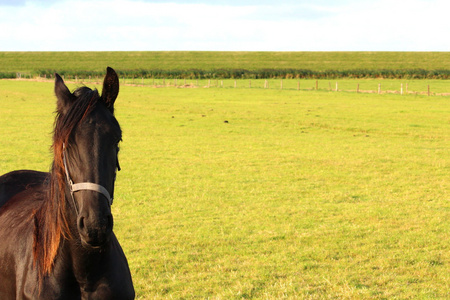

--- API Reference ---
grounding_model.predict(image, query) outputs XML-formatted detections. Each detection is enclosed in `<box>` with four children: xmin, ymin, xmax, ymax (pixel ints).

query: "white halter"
<box><xmin>62</xmin><ymin>144</ymin><xmax>114</xmax><ymax>214</ymax></box>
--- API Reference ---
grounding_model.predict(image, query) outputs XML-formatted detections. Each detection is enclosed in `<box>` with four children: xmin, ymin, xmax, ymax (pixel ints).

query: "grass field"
<box><xmin>1</xmin><ymin>51</ymin><xmax>450</xmax><ymax>73</ymax></box>
<box><xmin>0</xmin><ymin>80</ymin><xmax>449</xmax><ymax>299</ymax></box>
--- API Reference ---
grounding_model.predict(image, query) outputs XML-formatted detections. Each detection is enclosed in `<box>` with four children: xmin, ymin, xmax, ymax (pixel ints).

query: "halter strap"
<box><xmin>63</xmin><ymin>144</ymin><xmax>114</xmax><ymax>212</ymax></box>
<box><xmin>71</xmin><ymin>182</ymin><xmax>112</xmax><ymax>205</ymax></box>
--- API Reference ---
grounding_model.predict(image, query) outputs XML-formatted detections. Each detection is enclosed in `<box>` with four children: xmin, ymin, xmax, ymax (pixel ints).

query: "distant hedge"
<box><xmin>4</xmin><ymin>68</ymin><xmax>450</xmax><ymax>80</ymax></box>
<box><xmin>0</xmin><ymin>72</ymin><xmax>17</xmax><ymax>79</ymax></box>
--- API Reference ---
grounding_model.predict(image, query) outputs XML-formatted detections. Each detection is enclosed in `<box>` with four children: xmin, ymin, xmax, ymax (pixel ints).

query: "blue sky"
<box><xmin>0</xmin><ymin>0</ymin><xmax>449</xmax><ymax>51</ymax></box>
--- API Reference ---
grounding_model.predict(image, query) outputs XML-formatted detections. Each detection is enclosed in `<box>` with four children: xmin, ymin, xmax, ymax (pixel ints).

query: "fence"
<box><xmin>114</xmin><ymin>78</ymin><xmax>448</xmax><ymax>96</ymax></box>
<box><xmin>9</xmin><ymin>75</ymin><xmax>450</xmax><ymax>96</ymax></box>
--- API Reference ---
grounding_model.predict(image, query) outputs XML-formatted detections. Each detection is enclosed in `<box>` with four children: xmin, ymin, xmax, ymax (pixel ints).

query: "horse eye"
<box><xmin>114</xmin><ymin>145</ymin><xmax>121</xmax><ymax>171</ymax></box>
<box><xmin>116</xmin><ymin>157</ymin><xmax>121</xmax><ymax>172</ymax></box>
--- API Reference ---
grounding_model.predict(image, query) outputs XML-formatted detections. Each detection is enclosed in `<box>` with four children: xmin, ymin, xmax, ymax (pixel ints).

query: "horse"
<box><xmin>0</xmin><ymin>67</ymin><xmax>135</xmax><ymax>299</ymax></box>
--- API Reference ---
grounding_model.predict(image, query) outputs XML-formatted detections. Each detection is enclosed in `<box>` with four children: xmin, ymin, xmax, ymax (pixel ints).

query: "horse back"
<box><xmin>0</xmin><ymin>170</ymin><xmax>49</xmax><ymax>208</ymax></box>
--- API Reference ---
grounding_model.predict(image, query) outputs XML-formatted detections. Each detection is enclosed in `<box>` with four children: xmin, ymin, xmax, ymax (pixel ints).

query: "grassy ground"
<box><xmin>1</xmin><ymin>51</ymin><xmax>450</xmax><ymax>73</ymax></box>
<box><xmin>0</xmin><ymin>80</ymin><xmax>449</xmax><ymax>299</ymax></box>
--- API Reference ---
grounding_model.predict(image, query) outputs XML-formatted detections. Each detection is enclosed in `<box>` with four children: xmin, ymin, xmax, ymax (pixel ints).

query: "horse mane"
<box><xmin>33</xmin><ymin>86</ymin><xmax>100</xmax><ymax>278</ymax></box>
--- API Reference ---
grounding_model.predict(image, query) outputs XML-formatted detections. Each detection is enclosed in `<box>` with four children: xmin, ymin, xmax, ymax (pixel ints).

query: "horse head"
<box><xmin>54</xmin><ymin>67</ymin><xmax>121</xmax><ymax>249</ymax></box>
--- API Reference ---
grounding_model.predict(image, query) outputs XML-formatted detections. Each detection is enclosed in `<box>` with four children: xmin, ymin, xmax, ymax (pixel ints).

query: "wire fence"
<box><xmin>10</xmin><ymin>74</ymin><xmax>450</xmax><ymax>96</ymax></box>
<box><xmin>119</xmin><ymin>78</ymin><xmax>450</xmax><ymax>96</ymax></box>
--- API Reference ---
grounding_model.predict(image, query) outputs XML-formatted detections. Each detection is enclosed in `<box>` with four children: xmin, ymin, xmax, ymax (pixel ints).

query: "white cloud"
<box><xmin>0</xmin><ymin>0</ymin><xmax>448</xmax><ymax>51</ymax></box>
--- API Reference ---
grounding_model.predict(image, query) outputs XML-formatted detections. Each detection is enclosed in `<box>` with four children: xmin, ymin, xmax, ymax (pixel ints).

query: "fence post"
<box><xmin>234</xmin><ymin>80</ymin><xmax>237</xmax><ymax>88</ymax></box>
<box><xmin>281</xmin><ymin>79</ymin><xmax>283</xmax><ymax>90</ymax></box>
<box><xmin>401</xmin><ymin>83</ymin><xmax>403</xmax><ymax>95</ymax></box>
<box><xmin>428</xmin><ymin>85</ymin><xmax>430</xmax><ymax>96</ymax></box>
<box><xmin>357</xmin><ymin>83</ymin><xmax>359</xmax><ymax>93</ymax></box>
<box><xmin>315</xmin><ymin>80</ymin><xmax>318</xmax><ymax>90</ymax></box>
<box><xmin>378</xmin><ymin>83</ymin><xmax>381</xmax><ymax>94</ymax></box>
<box><xmin>297</xmin><ymin>81</ymin><xmax>300</xmax><ymax>91</ymax></box>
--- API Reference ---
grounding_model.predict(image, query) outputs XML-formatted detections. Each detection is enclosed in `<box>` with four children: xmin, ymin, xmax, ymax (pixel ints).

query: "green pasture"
<box><xmin>1</xmin><ymin>51</ymin><xmax>450</xmax><ymax>73</ymax></box>
<box><xmin>0</xmin><ymin>80</ymin><xmax>449</xmax><ymax>299</ymax></box>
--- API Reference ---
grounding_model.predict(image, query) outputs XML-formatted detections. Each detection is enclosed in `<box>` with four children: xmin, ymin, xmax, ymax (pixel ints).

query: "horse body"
<box><xmin>0</xmin><ymin>170</ymin><xmax>48</xmax><ymax>208</ymax></box>
<box><xmin>0</xmin><ymin>68</ymin><xmax>134</xmax><ymax>299</ymax></box>
<box><xmin>0</xmin><ymin>174</ymin><xmax>54</xmax><ymax>298</ymax></box>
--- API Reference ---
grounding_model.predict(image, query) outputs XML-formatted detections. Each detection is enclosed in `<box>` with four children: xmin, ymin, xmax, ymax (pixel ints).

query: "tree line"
<box><xmin>3</xmin><ymin>68</ymin><xmax>450</xmax><ymax>80</ymax></box>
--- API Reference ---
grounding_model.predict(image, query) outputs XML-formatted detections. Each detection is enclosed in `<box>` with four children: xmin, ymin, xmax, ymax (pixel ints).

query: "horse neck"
<box><xmin>49</xmin><ymin>164</ymin><xmax>111</xmax><ymax>285</ymax></box>
<box><xmin>65</xmin><ymin>231</ymin><xmax>114</xmax><ymax>292</ymax></box>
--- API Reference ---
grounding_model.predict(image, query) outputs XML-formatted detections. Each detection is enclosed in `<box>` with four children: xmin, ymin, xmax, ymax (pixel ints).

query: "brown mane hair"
<box><xmin>33</xmin><ymin>87</ymin><xmax>99</xmax><ymax>278</ymax></box>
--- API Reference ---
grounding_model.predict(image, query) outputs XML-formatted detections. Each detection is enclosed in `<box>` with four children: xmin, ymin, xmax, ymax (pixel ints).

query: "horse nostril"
<box><xmin>78</xmin><ymin>216</ymin><xmax>85</xmax><ymax>232</ymax></box>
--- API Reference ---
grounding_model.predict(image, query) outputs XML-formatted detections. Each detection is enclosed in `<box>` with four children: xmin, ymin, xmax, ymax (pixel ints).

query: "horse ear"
<box><xmin>54</xmin><ymin>73</ymin><xmax>73</xmax><ymax>115</ymax></box>
<box><xmin>101</xmin><ymin>67</ymin><xmax>119</xmax><ymax>113</ymax></box>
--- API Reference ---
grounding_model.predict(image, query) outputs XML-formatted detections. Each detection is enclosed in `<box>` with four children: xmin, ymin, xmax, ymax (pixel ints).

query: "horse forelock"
<box><xmin>33</xmin><ymin>87</ymin><xmax>100</xmax><ymax>280</ymax></box>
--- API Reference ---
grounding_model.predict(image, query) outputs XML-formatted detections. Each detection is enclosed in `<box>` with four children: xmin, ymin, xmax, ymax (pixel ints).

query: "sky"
<box><xmin>0</xmin><ymin>0</ymin><xmax>449</xmax><ymax>51</ymax></box>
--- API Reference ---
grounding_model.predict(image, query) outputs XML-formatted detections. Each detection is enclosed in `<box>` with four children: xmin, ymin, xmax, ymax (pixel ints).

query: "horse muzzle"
<box><xmin>77</xmin><ymin>210</ymin><xmax>113</xmax><ymax>249</ymax></box>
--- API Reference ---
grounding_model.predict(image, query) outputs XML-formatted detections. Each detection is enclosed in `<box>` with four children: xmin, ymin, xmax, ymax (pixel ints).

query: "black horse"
<box><xmin>0</xmin><ymin>68</ymin><xmax>135</xmax><ymax>299</ymax></box>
